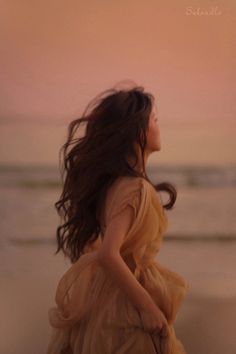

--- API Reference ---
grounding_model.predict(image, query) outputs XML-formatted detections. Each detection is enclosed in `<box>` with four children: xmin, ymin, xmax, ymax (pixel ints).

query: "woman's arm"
<box><xmin>97</xmin><ymin>205</ymin><xmax>158</xmax><ymax>313</ymax></box>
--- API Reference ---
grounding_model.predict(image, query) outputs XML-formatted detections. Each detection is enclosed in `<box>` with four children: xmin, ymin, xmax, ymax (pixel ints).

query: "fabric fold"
<box><xmin>47</xmin><ymin>176</ymin><xmax>190</xmax><ymax>354</ymax></box>
<box><xmin>49</xmin><ymin>251</ymin><xmax>101</xmax><ymax>329</ymax></box>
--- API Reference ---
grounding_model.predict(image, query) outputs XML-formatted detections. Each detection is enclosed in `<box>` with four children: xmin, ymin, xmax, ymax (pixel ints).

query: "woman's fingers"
<box><xmin>150</xmin><ymin>323</ymin><xmax>169</xmax><ymax>337</ymax></box>
<box><xmin>159</xmin><ymin>324</ymin><xmax>169</xmax><ymax>337</ymax></box>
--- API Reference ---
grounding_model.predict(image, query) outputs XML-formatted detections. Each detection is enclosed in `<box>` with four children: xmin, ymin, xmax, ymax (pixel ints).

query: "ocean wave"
<box><xmin>0</xmin><ymin>164</ymin><xmax>236</xmax><ymax>188</ymax></box>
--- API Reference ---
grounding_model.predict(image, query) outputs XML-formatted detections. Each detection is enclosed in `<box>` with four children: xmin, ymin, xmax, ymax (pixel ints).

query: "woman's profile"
<box><xmin>47</xmin><ymin>81</ymin><xmax>190</xmax><ymax>354</ymax></box>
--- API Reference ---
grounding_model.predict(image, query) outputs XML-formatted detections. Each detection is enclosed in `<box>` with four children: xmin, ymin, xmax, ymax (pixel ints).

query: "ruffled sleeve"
<box><xmin>104</xmin><ymin>177</ymin><xmax>144</xmax><ymax>230</ymax></box>
<box><xmin>102</xmin><ymin>177</ymin><xmax>152</xmax><ymax>258</ymax></box>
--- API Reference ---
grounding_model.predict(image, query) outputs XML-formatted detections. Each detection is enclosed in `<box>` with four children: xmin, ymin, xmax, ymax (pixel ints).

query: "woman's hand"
<box><xmin>137</xmin><ymin>304</ymin><xmax>169</xmax><ymax>337</ymax></box>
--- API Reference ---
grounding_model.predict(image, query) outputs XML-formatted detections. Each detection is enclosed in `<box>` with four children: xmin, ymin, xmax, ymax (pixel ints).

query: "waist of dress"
<box><xmin>123</xmin><ymin>254</ymin><xmax>159</xmax><ymax>280</ymax></box>
<box><xmin>123</xmin><ymin>254</ymin><xmax>190</xmax><ymax>292</ymax></box>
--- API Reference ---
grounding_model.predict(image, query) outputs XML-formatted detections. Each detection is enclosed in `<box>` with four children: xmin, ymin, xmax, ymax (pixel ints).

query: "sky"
<box><xmin>0</xmin><ymin>0</ymin><xmax>235</xmax><ymax>166</ymax></box>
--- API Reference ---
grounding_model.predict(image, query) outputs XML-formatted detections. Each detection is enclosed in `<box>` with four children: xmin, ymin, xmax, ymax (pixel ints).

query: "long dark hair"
<box><xmin>54</xmin><ymin>81</ymin><xmax>177</xmax><ymax>263</ymax></box>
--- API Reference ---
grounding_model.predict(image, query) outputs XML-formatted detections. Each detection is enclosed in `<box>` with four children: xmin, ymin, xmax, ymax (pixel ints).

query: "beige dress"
<box><xmin>47</xmin><ymin>176</ymin><xmax>190</xmax><ymax>354</ymax></box>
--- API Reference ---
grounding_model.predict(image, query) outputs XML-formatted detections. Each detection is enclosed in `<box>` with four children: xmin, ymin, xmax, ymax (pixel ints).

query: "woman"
<box><xmin>47</xmin><ymin>82</ymin><xmax>190</xmax><ymax>354</ymax></box>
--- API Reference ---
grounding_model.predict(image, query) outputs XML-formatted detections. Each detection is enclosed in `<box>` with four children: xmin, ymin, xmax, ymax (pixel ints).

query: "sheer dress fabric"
<box><xmin>47</xmin><ymin>176</ymin><xmax>190</xmax><ymax>354</ymax></box>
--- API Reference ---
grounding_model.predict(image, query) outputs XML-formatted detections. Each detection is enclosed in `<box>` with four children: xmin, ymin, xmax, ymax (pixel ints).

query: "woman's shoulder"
<box><xmin>112</xmin><ymin>175</ymin><xmax>150</xmax><ymax>190</ymax></box>
<box><xmin>103</xmin><ymin>176</ymin><xmax>151</xmax><ymax>227</ymax></box>
<box><xmin>107</xmin><ymin>176</ymin><xmax>151</xmax><ymax>200</ymax></box>
<box><xmin>105</xmin><ymin>176</ymin><xmax>149</xmax><ymax>207</ymax></box>
<box><xmin>115</xmin><ymin>176</ymin><xmax>164</xmax><ymax>212</ymax></box>
<box><xmin>109</xmin><ymin>176</ymin><xmax>155</xmax><ymax>211</ymax></box>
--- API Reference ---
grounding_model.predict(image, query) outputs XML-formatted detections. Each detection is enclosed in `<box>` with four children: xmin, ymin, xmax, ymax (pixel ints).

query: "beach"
<box><xmin>0</xmin><ymin>162</ymin><xmax>236</xmax><ymax>354</ymax></box>
<box><xmin>1</xmin><ymin>165</ymin><xmax>236</xmax><ymax>353</ymax></box>
<box><xmin>1</xmin><ymin>238</ymin><xmax>236</xmax><ymax>354</ymax></box>
<box><xmin>1</xmin><ymin>0</ymin><xmax>235</xmax><ymax>351</ymax></box>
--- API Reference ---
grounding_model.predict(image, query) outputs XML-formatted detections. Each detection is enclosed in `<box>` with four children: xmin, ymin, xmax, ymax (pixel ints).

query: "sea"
<box><xmin>1</xmin><ymin>162</ymin><xmax>236</xmax><ymax>245</ymax></box>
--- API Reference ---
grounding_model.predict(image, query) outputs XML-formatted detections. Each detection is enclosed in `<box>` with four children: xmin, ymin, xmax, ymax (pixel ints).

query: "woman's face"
<box><xmin>146</xmin><ymin>104</ymin><xmax>161</xmax><ymax>153</ymax></box>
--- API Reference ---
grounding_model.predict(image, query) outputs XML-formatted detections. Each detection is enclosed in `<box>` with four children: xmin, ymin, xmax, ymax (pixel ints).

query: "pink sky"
<box><xmin>0</xmin><ymin>1</ymin><xmax>235</xmax><ymax>166</ymax></box>
<box><xmin>0</xmin><ymin>0</ymin><xmax>235</xmax><ymax>123</ymax></box>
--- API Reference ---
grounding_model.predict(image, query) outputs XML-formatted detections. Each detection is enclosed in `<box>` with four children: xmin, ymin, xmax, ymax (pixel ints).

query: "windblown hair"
<box><xmin>54</xmin><ymin>81</ymin><xmax>177</xmax><ymax>263</ymax></box>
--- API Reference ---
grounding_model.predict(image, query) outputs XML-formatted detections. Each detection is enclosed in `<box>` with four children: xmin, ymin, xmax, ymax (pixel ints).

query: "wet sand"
<box><xmin>1</xmin><ymin>241</ymin><xmax>236</xmax><ymax>354</ymax></box>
